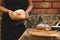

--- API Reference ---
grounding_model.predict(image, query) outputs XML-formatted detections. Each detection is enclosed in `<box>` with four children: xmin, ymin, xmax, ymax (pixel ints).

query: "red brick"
<box><xmin>45</xmin><ymin>0</ymin><xmax>60</xmax><ymax>1</ymax></box>
<box><xmin>31</xmin><ymin>9</ymin><xmax>48</xmax><ymax>14</ymax></box>
<box><xmin>0</xmin><ymin>0</ymin><xmax>2</xmax><ymax>3</ymax></box>
<box><xmin>47</xmin><ymin>9</ymin><xmax>60</xmax><ymax>14</ymax></box>
<box><xmin>0</xmin><ymin>0</ymin><xmax>3</xmax><ymax>5</ymax></box>
<box><xmin>53</xmin><ymin>2</ymin><xmax>60</xmax><ymax>8</ymax></box>
<box><xmin>31</xmin><ymin>9</ymin><xmax>60</xmax><ymax>14</ymax></box>
<box><xmin>0</xmin><ymin>12</ymin><xmax>3</xmax><ymax>17</ymax></box>
<box><xmin>33</xmin><ymin>0</ymin><xmax>43</xmax><ymax>1</ymax></box>
<box><xmin>33</xmin><ymin>2</ymin><xmax>52</xmax><ymax>8</ymax></box>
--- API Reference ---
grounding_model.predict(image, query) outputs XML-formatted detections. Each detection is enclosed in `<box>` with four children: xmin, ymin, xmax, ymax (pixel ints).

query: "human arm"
<box><xmin>25</xmin><ymin>0</ymin><xmax>33</xmax><ymax>15</ymax></box>
<box><xmin>0</xmin><ymin>6</ymin><xmax>13</xmax><ymax>13</ymax></box>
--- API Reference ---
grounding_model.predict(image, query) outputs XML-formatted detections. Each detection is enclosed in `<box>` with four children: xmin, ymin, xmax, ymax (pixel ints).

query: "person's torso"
<box><xmin>4</xmin><ymin>0</ymin><xmax>29</xmax><ymax>10</ymax></box>
<box><xmin>2</xmin><ymin>0</ymin><xmax>29</xmax><ymax>25</ymax></box>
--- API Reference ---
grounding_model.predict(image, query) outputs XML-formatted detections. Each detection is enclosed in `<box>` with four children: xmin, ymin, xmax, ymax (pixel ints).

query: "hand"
<box><xmin>9</xmin><ymin>11</ymin><xmax>16</xmax><ymax>18</ymax></box>
<box><xmin>25</xmin><ymin>11</ymin><xmax>29</xmax><ymax>18</ymax></box>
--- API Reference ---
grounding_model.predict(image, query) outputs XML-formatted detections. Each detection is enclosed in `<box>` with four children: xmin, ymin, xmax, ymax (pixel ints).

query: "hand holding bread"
<box><xmin>9</xmin><ymin>9</ymin><xmax>29</xmax><ymax>20</ymax></box>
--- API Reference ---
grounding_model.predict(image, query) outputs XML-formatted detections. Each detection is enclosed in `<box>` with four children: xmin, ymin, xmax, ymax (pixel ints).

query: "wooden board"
<box><xmin>28</xmin><ymin>29</ymin><xmax>59</xmax><ymax>37</ymax></box>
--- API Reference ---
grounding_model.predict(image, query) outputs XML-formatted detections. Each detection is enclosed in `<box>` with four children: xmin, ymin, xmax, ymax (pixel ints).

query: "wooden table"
<box><xmin>18</xmin><ymin>28</ymin><xmax>60</xmax><ymax>40</ymax></box>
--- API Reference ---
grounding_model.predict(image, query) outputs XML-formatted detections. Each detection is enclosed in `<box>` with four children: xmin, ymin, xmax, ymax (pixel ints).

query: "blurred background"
<box><xmin>0</xmin><ymin>0</ymin><xmax>60</xmax><ymax>40</ymax></box>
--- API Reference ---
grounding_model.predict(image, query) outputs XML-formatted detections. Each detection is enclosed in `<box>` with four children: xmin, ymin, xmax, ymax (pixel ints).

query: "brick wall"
<box><xmin>0</xmin><ymin>0</ymin><xmax>60</xmax><ymax>14</ymax></box>
<box><xmin>0</xmin><ymin>0</ymin><xmax>3</xmax><ymax>5</ymax></box>
<box><xmin>31</xmin><ymin>0</ymin><xmax>60</xmax><ymax>14</ymax></box>
<box><xmin>0</xmin><ymin>0</ymin><xmax>3</xmax><ymax>15</ymax></box>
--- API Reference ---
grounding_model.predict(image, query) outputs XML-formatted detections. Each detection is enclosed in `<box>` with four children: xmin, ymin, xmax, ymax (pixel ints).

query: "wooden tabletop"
<box><xmin>28</xmin><ymin>29</ymin><xmax>60</xmax><ymax>37</ymax></box>
<box><xmin>18</xmin><ymin>28</ymin><xmax>60</xmax><ymax>40</ymax></box>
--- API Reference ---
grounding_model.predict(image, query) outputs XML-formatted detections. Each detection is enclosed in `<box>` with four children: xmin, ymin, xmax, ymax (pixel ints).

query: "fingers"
<box><xmin>9</xmin><ymin>11</ymin><xmax>17</xmax><ymax>19</ymax></box>
<box><xmin>9</xmin><ymin>11</ymin><xmax>13</xmax><ymax>18</ymax></box>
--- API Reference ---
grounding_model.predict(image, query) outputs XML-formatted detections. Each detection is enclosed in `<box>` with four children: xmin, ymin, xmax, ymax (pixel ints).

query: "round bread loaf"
<box><xmin>9</xmin><ymin>9</ymin><xmax>26</xmax><ymax>20</ymax></box>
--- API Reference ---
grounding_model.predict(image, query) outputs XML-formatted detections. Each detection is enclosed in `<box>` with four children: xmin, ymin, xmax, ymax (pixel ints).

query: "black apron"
<box><xmin>1</xmin><ymin>0</ymin><xmax>28</xmax><ymax>40</ymax></box>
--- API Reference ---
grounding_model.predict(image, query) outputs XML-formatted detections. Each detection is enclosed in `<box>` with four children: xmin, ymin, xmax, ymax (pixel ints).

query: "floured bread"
<box><xmin>35</xmin><ymin>24</ymin><xmax>50</xmax><ymax>30</ymax></box>
<box><xmin>9</xmin><ymin>9</ymin><xmax>26</xmax><ymax>20</ymax></box>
